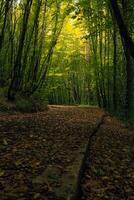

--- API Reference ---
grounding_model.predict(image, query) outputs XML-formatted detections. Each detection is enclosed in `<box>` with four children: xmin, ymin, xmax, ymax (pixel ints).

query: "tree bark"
<box><xmin>8</xmin><ymin>0</ymin><xmax>33</xmax><ymax>100</ymax></box>
<box><xmin>109</xmin><ymin>0</ymin><xmax>134</xmax><ymax>59</ymax></box>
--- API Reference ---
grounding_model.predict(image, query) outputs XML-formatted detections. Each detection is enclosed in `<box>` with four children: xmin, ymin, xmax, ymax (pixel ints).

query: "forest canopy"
<box><xmin>0</xmin><ymin>0</ymin><xmax>134</xmax><ymax>119</ymax></box>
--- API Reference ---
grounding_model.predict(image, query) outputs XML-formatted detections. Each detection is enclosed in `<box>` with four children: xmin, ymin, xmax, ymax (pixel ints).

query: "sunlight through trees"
<box><xmin>0</xmin><ymin>0</ymin><xmax>134</xmax><ymax>119</ymax></box>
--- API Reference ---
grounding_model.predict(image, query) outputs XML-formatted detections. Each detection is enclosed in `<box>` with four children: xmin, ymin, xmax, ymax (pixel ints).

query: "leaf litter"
<box><xmin>0</xmin><ymin>106</ymin><xmax>103</xmax><ymax>200</ymax></box>
<box><xmin>81</xmin><ymin>116</ymin><xmax>134</xmax><ymax>200</ymax></box>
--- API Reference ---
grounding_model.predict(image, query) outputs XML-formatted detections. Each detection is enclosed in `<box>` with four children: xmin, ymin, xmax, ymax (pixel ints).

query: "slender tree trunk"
<box><xmin>113</xmin><ymin>23</ymin><xmax>117</xmax><ymax>111</ymax></box>
<box><xmin>0</xmin><ymin>0</ymin><xmax>12</xmax><ymax>50</ymax></box>
<box><xmin>124</xmin><ymin>46</ymin><xmax>133</xmax><ymax>118</ymax></box>
<box><xmin>8</xmin><ymin>0</ymin><xmax>33</xmax><ymax>100</ymax></box>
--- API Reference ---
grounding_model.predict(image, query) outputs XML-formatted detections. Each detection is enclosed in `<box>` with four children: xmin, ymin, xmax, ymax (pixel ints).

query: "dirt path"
<box><xmin>81</xmin><ymin>115</ymin><xmax>134</xmax><ymax>200</ymax></box>
<box><xmin>0</xmin><ymin>106</ymin><xmax>103</xmax><ymax>200</ymax></box>
<box><xmin>0</xmin><ymin>106</ymin><xmax>133</xmax><ymax>200</ymax></box>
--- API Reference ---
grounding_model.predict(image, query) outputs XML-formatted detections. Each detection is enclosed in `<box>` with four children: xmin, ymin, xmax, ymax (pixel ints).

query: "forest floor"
<box><xmin>0</xmin><ymin>106</ymin><xmax>134</xmax><ymax>200</ymax></box>
<box><xmin>82</xmin><ymin>115</ymin><xmax>134</xmax><ymax>200</ymax></box>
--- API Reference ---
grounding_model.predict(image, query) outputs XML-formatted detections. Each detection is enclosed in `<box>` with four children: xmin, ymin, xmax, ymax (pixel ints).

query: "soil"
<box><xmin>81</xmin><ymin>115</ymin><xmax>134</xmax><ymax>200</ymax></box>
<box><xmin>0</xmin><ymin>106</ymin><xmax>134</xmax><ymax>200</ymax></box>
<box><xmin>0</xmin><ymin>106</ymin><xmax>103</xmax><ymax>200</ymax></box>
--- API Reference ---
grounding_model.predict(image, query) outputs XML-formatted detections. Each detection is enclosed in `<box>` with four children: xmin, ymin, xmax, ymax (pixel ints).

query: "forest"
<box><xmin>0</xmin><ymin>0</ymin><xmax>134</xmax><ymax>119</ymax></box>
<box><xmin>0</xmin><ymin>0</ymin><xmax>134</xmax><ymax>200</ymax></box>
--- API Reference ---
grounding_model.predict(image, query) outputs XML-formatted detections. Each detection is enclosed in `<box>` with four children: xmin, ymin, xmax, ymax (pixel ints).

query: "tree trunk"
<box><xmin>113</xmin><ymin>23</ymin><xmax>117</xmax><ymax>111</ymax></box>
<box><xmin>8</xmin><ymin>0</ymin><xmax>33</xmax><ymax>100</ymax></box>
<box><xmin>109</xmin><ymin>0</ymin><xmax>134</xmax><ymax>59</ymax></box>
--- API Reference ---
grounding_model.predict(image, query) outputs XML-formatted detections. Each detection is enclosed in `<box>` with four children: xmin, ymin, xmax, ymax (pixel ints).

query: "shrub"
<box><xmin>0</xmin><ymin>97</ymin><xmax>16</xmax><ymax>113</ymax></box>
<box><xmin>15</xmin><ymin>94</ymin><xmax>48</xmax><ymax>113</ymax></box>
<box><xmin>0</xmin><ymin>87</ymin><xmax>48</xmax><ymax>113</ymax></box>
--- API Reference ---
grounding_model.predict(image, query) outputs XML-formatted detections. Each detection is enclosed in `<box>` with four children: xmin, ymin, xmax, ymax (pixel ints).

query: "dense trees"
<box><xmin>77</xmin><ymin>0</ymin><xmax>134</xmax><ymax>118</ymax></box>
<box><xmin>0</xmin><ymin>0</ymin><xmax>74</xmax><ymax>100</ymax></box>
<box><xmin>109</xmin><ymin>0</ymin><xmax>134</xmax><ymax>118</ymax></box>
<box><xmin>0</xmin><ymin>0</ymin><xmax>134</xmax><ymax>119</ymax></box>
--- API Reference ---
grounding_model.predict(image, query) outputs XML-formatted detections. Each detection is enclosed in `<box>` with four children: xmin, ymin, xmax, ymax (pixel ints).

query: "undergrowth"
<box><xmin>0</xmin><ymin>89</ymin><xmax>48</xmax><ymax>113</ymax></box>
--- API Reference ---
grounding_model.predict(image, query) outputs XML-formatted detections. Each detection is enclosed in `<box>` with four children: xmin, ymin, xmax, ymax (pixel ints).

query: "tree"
<box><xmin>109</xmin><ymin>0</ymin><xmax>134</xmax><ymax>59</ymax></box>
